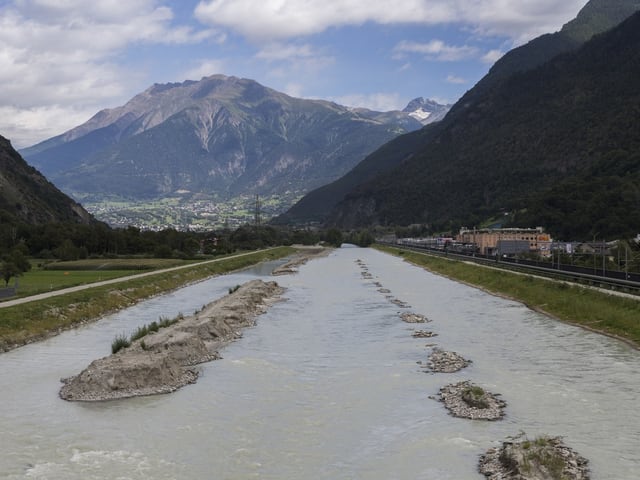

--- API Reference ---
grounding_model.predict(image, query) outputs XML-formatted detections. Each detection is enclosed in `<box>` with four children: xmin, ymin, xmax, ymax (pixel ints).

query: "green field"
<box><xmin>11</xmin><ymin>270</ymin><xmax>132</xmax><ymax>297</ymax></box>
<box><xmin>7</xmin><ymin>258</ymin><xmax>196</xmax><ymax>299</ymax></box>
<box><xmin>0</xmin><ymin>247</ymin><xmax>295</xmax><ymax>351</ymax></box>
<box><xmin>376</xmin><ymin>245</ymin><xmax>640</xmax><ymax>348</ymax></box>
<box><xmin>42</xmin><ymin>258</ymin><xmax>190</xmax><ymax>270</ymax></box>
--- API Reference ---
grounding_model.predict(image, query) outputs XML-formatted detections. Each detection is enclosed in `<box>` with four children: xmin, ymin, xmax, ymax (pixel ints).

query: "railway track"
<box><xmin>379</xmin><ymin>241</ymin><xmax>640</xmax><ymax>297</ymax></box>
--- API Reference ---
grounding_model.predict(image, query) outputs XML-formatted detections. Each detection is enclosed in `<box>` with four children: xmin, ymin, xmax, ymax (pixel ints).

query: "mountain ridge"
<box><xmin>0</xmin><ymin>135</ymin><xmax>92</xmax><ymax>226</ymax></box>
<box><xmin>22</xmin><ymin>76</ymin><xmax>445</xmax><ymax>212</ymax></box>
<box><xmin>325</xmin><ymin>9</ymin><xmax>640</xmax><ymax>239</ymax></box>
<box><xmin>280</xmin><ymin>0</ymin><xmax>640</xmax><ymax>238</ymax></box>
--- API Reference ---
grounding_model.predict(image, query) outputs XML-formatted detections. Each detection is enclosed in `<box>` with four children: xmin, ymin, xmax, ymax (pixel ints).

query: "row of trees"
<box><xmin>0</xmin><ymin>220</ymin><xmax>378</xmax><ymax>287</ymax></box>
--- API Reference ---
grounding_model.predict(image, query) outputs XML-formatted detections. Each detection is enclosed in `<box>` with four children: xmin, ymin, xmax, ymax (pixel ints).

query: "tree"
<box><xmin>1</xmin><ymin>260</ymin><xmax>20</xmax><ymax>287</ymax></box>
<box><xmin>325</xmin><ymin>228</ymin><xmax>343</xmax><ymax>247</ymax></box>
<box><xmin>0</xmin><ymin>248</ymin><xmax>31</xmax><ymax>287</ymax></box>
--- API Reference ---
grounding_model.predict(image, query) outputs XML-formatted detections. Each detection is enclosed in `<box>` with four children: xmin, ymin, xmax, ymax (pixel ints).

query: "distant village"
<box><xmin>395</xmin><ymin>227</ymin><xmax>640</xmax><ymax>260</ymax></box>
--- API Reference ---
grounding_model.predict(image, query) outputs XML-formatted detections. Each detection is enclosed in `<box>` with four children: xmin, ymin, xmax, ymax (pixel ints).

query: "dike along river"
<box><xmin>1</xmin><ymin>247</ymin><xmax>639</xmax><ymax>479</ymax></box>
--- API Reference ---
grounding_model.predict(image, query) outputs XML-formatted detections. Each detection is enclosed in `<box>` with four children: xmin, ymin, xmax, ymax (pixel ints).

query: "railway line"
<box><xmin>379</xmin><ymin>240</ymin><xmax>640</xmax><ymax>297</ymax></box>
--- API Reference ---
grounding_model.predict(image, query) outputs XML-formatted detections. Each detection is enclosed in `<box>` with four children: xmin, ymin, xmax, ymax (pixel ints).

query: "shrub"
<box><xmin>128</xmin><ymin>314</ymin><xmax>181</xmax><ymax>343</ymax></box>
<box><xmin>130</xmin><ymin>324</ymin><xmax>150</xmax><ymax>342</ymax></box>
<box><xmin>462</xmin><ymin>385</ymin><xmax>490</xmax><ymax>409</ymax></box>
<box><xmin>111</xmin><ymin>333</ymin><xmax>131</xmax><ymax>354</ymax></box>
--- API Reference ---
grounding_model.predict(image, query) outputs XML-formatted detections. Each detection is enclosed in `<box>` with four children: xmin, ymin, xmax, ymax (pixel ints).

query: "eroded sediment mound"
<box><xmin>401</xmin><ymin>312</ymin><xmax>429</xmax><ymax>323</ymax></box>
<box><xmin>438</xmin><ymin>381</ymin><xmax>506</xmax><ymax>421</ymax></box>
<box><xmin>424</xmin><ymin>348</ymin><xmax>472</xmax><ymax>373</ymax></box>
<box><xmin>60</xmin><ymin>279</ymin><xmax>283</xmax><ymax>401</ymax></box>
<box><xmin>479</xmin><ymin>434</ymin><xmax>590</xmax><ymax>479</ymax></box>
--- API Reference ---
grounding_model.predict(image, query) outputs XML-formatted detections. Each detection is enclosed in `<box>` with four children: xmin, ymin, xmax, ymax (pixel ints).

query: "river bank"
<box><xmin>58</xmin><ymin>247</ymin><xmax>332</xmax><ymax>401</ymax></box>
<box><xmin>375</xmin><ymin>245</ymin><xmax>640</xmax><ymax>349</ymax></box>
<box><xmin>0</xmin><ymin>247</ymin><xmax>295</xmax><ymax>353</ymax></box>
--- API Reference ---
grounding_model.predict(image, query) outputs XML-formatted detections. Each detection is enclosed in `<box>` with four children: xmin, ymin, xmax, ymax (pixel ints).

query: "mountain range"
<box><xmin>5</xmin><ymin>0</ymin><xmax>639</xmax><ymax>241</ymax></box>
<box><xmin>281</xmin><ymin>0</ymin><xmax>640</xmax><ymax>240</ymax></box>
<box><xmin>22</xmin><ymin>77</ymin><xmax>445</xmax><ymax>211</ymax></box>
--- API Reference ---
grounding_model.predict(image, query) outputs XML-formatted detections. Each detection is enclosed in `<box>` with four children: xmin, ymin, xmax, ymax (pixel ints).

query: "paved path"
<box><xmin>0</xmin><ymin>250</ymin><xmax>272</xmax><ymax>308</ymax></box>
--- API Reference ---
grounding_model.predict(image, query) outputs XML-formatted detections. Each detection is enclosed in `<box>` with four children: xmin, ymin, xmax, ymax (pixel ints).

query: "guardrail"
<box><xmin>379</xmin><ymin>241</ymin><xmax>640</xmax><ymax>296</ymax></box>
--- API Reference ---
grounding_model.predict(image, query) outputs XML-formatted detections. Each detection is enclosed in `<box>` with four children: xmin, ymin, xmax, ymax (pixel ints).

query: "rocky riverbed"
<box><xmin>422</xmin><ymin>347</ymin><xmax>472</xmax><ymax>373</ymax></box>
<box><xmin>478</xmin><ymin>434</ymin><xmax>590</xmax><ymax>479</ymax></box>
<box><xmin>401</xmin><ymin>312</ymin><xmax>430</xmax><ymax>323</ymax></box>
<box><xmin>59</xmin><ymin>279</ymin><xmax>284</xmax><ymax>401</ymax></box>
<box><xmin>272</xmin><ymin>247</ymin><xmax>329</xmax><ymax>275</ymax></box>
<box><xmin>437</xmin><ymin>381</ymin><xmax>506</xmax><ymax>420</ymax></box>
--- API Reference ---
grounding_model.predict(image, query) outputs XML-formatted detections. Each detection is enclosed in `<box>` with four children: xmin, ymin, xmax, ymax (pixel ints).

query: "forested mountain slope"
<box><xmin>327</xmin><ymin>12</ymin><xmax>640</xmax><ymax>239</ymax></box>
<box><xmin>0</xmin><ymin>135</ymin><xmax>92</xmax><ymax>226</ymax></box>
<box><xmin>278</xmin><ymin>0</ymin><xmax>640</xmax><ymax>234</ymax></box>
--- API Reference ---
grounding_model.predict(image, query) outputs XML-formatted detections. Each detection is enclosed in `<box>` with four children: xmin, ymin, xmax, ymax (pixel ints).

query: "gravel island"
<box><xmin>60</xmin><ymin>279</ymin><xmax>283</xmax><ymax>401</ymax></box>
<box><xmin>437</xmin><ymin>381</ymin><xmax>506</xmax><ymax>420</ymax></box>
<box><xmin>479</xmin><ymin>434</ymin><xmax>590</xmax><ymax>479</ymax></box>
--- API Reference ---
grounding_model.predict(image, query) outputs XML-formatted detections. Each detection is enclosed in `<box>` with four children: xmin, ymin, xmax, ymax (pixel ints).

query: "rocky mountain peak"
<box><xmin>402</xmin><ymin>97</ymin><xmax>451</xmax><ymax>125</ymax></box>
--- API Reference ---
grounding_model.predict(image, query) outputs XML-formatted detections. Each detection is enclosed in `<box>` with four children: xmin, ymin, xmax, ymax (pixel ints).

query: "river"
<box><xmin>1</xmin><ymin>247</ymin><xmax>638</xmax><ymax>479</ymax></box>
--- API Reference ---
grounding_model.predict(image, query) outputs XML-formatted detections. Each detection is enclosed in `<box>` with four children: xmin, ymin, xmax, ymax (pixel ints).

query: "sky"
<box><xmin>0</xmin><ymin>0</ymin><xmax>589</xmax><ymax>149</ymax></box>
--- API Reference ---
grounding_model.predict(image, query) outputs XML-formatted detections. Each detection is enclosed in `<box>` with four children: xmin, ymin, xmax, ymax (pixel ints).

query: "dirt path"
<box><xmin>0</xmin><ymin>250</ymin><xmax>275</xmax><ymax>309</ymax></box>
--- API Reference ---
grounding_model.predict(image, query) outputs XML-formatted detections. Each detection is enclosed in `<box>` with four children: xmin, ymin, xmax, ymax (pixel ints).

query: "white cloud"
<box><xmin>482</xmin><ymin>49</ymin><xmax>505</xmax><ymax>64</ymax></box>
<box><xmin>195</xmin><ymin>0</ymin><xmax>585</xmax><ymax>44</ymax></box>
<box><xmin>284</xmin><ymin>83</ymin><xmax>305</xmax><ymax>98</ymax></box>
<box><xmin>256</xmin><ymin>42</ymin><xmax>335</xmax><ymax>75</ymax></box>
<box><xmin>331</xmin><ymin>92</ymin><xmax>405</xmax><ymax>112</ymax></box>
<box><xmin>394</xmin><ymin>40</ymin><xmax>478</xmax><ymax>62</ymax></box>
<box><xmin>0</xmin><ymin>0</ymin><xmax>216</xmax><ymax>147</ymax></box>
<box><xmin>256</xmin><ymin>43</ymin><xmax>316</xmax><ymax>62</ymax></box>
<box><xmin>183</xmin><ymin>59</ymin><xmax>228</xmax><ymax>81</ymax></box>
<box><xmin>446</xmin><ymin>74</ymin><xmax>467</xmax><ymax>85</ymax></box>
<box><xmin>253</xmin><ymin>42</ymin><xmax>335</xmax><ymax>86</ymax></box>
<box><xmin>0</xmin><ymin>105</ymin><xmax>97</xmax><ymax>149</ymax></box>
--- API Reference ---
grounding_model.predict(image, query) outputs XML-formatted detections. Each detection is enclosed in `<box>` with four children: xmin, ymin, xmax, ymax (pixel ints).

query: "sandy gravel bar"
<box><xmin>271</xmin><ymin>247</ymin><xmax>330</xmax><ymax>275</ymax></box>
<box><xmin>60</xmin><ymin>279</ymin><xmax>284</xmax><ymax>401</ymax></box>
<box><xmin>423</xmin><ymin>348</ymin><xmax>472</xmax><ymax>373</ymax></box>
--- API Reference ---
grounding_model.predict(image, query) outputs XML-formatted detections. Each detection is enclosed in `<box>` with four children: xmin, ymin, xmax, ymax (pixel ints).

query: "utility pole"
<box><xmin>592</xmin><ymin>234</ymin><xmax>598</xmax><ymax>275</ymax></box>
<box><xmin>254</xmin><ymin>194</ymin><xmax>261</xmax><ymax>229</ymax></box>
<box><xmin>626</xmin><ymin>245</ymin><xmax>629</xmax><ymax>279</ymax></box>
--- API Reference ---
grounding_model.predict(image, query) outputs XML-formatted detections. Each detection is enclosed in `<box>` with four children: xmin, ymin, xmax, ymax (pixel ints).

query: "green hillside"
<box><xmin>0</xmin><ymin>135</ymin><xmax>92</xmax><ymax>226</ymax></box>
<box><xmin>281</xmin><ymin>0</ymin><xmax>640</xmax><ymax>237</ymax></box>
<box><xmin>327</xmin><ymin>11</ymin><xmax>640</xmax><ymax>240</ymax></box>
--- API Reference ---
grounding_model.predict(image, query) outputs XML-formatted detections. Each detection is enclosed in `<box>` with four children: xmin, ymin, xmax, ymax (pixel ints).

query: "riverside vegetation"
<box><xmin>376</xmin><ymin>245</ymin><xmax>640</xmax><ymax>348</ymax></box>
<box><xmin>0</xmin><ymin>247</ymin><xmax>294</xmax><ymax>352</ymax></box>
<box><xmin>111</xmin><ymin>314</ymin><xmax>183</xmax><ymax>354</ymax></box>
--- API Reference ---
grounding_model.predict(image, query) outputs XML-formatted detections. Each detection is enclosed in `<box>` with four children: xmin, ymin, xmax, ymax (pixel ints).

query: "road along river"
<box><xmin>1</xmin><ymin>247</ymin><xmax>638</xmax><ymax>479</ymax></box>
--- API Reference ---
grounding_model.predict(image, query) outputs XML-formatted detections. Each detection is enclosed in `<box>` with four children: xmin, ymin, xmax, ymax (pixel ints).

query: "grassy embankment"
<box><xmin>15</xmin><ymin>258</ymin><xmax>191</xmax><ymax>298</ymax></box>
<box><xmin>376</xmin><ymin>245</ymin><xmax>640</xmax><ymax>348</ymax></box>
<box><xmin>0</xmin><ymin>247</ymin><xmax>295</xmax><ymax>351</ymax></box>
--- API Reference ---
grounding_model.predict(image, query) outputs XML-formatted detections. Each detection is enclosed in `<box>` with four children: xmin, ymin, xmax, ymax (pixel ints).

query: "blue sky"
<box><xmin>0</xmin><ymin>0</ymin><xmax>588</xmax><ymax>148</ymax></box>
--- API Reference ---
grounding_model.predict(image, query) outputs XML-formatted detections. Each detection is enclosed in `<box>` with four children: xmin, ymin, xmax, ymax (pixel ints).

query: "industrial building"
<box><xmin>457</xmin><ymin>227</ymin><xmax>552</xmax><ymax>256</ymax></box>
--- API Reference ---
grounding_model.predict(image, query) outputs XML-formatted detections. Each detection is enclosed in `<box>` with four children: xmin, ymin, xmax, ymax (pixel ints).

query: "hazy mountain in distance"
<box><xmin>22</xmin><ymin>76</ymin><xmax>445</xmax><ymax>207</ymax></box>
